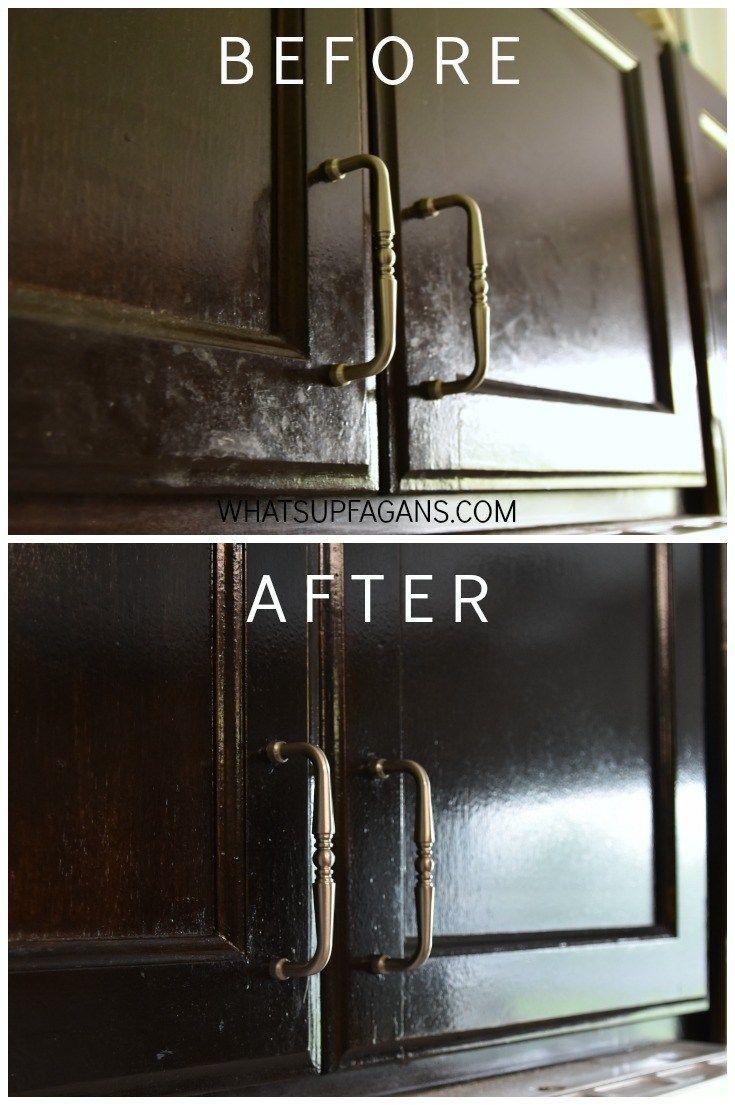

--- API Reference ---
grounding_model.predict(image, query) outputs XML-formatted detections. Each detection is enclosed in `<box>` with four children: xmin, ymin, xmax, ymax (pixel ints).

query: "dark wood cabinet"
<box><xmin>10</xmin><ymin>9</ymin><xmax>379</xmax><ymax>500</ymax></box>
<box><xmin>332</xmin><ymin>544</ymin><xmax>707</xmax><ymax>1069</ymax></box>
<box><xmin>379</xmin><ymin>10</ymin><xmax>704</xmax><ymax>492</ymax></box>
<box><xmin>8</xmin><ymin>9</ymin><xmax>726</xmax><ymax>532</ymax></box>
<box><xmin>9</xmin><ymin>543</ymin><xmax>716</xmax><ymax>1093</ymax></box>
<box><xmin>9</xmin><ymin>545</ymin><xmax>324</xmax><ymax>1093</ymax></box>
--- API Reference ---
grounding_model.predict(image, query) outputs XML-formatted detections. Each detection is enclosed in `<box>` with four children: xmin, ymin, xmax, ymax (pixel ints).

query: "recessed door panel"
<box><xmin>10</xmin><ymin>12</ymin><xmax>273</xmax><ymax>333</ymax></box>
<box><xmin>9</xmin><ymin>545</ymin><xmax>214</xmax><ymax>940</ymax></box>
<box><xmin>685</xmin><ymin>84</ymin><xmax>726</xmax><ymax>362</ymax></box>
<box><xmin>398</xmin><ymin>11</ymin><xmax>654</xmax><ymax>405</ymax></box>
<box><xmin>9</xmin><ymin>9</ymin><xmax>379</xmax><ymax>497</ymax></box>
<box><xmin>379</xmin><ymin>8</ymin><xmax>704</xmax><ymax>488</ymax></box>
<box><xmin>399</xmin><ymin>546</ymin><xmax>656</xmax><ymax>937</ymax></box>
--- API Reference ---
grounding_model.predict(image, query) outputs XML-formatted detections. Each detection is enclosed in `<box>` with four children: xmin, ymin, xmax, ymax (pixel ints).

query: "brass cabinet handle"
<box><xmin>313</xmin><ymin>154</ymin><xmax>397</xmax><ymax>386</ymax></box>
<box><xmin>413</xmin><ymin>193</ymin><xmax>489</xmax><ymax>398</ymax></box>
<box><xmin>265</xmin><ymin>741</ymin><xmax>335</xmax><ymax>981</ymax></box>
<box><xmin>366</xmin><ymin>758</ymin><xmax>435</xmax><ymax>974</ymax></box>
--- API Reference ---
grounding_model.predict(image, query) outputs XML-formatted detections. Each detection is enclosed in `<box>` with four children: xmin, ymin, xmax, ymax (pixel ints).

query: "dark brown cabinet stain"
<box><xmin>9</xmin><ymin>545</ymin><xmax>323</xmax><ymax>1094</ymax></box>
<box><xmin>8</xmin><ymin>10</ymin><xmax>725</xmax><ymax>530</ymax></box>
<box><xmin>376</xmin><ymin>9</ymin><xmax>704</xmax><ymax>488</ymax></box>
<box><xmin>9</xmin><ymin>544</ymin><xmax>716</xmax><ymax>1093</ymax></box>
<box><xmin>397</xmin><ymin>12</ymin><xmax>658</xmax><ymax>406</ymax></box>
<box><xmin>9</xmin><ymin>545</ymin><xmax>214</xmax><ymax>939</ymax></box>
<box><xmin>333</xmin><ymin>544</ymin><xmax>707</xmax><ymax>1066</ymax></box>
<box><xmin>11</xmin><ymin>13</ymin><xmax>272</xmax><ymax>331</ymax></box>
<box><xmin>10</xmin><ymin>9</ymin><xmax>379</xmax><ymax>501</ymax></box>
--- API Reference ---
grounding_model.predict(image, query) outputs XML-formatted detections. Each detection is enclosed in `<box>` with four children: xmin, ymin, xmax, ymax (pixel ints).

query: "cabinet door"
<box><xmin>9</xmin><ymin>544</ymin><xmax>323</xmax><ymax>1094</ymax></box>
<box><xmin>9</xmin><ymin>9</ymin><xmax>378</xmax><ymax>498</ymax></box>
<box><xmin>662</xmin><ymin>48</ymin><xmax>726</xmax><ymax>511</ymax></box>
<box><xmin>680</xmin><ymin>64</ymin><xmax>727</xmax><ymax>379</ymax></box>
<box><xmin>377</xmin><ymin>9</ymin><xmax>704</xmax><ymax>491</ymax></box>
<box><xmin>332</xmin><ymin>544</ymin><xmax>707</xmax><ymax>1069</ymax></box>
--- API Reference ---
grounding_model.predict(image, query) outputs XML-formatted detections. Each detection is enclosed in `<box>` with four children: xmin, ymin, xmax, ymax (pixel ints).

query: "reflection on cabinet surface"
<box><xmin>9</xmin><ymin>545</ymin><xmax>322</xmax><ymax>1093</ymax></box>
<box><xmin>334</xmin><ymin>544</ymin><xmax>707</xmax><ymax>1065</ymax></box>
<box><xmin>8</xmin><ymin>9</ymin><xmax>726</xmax><ymax>530</ymax></box>
<box><xmin>381</xmin><ymin>9</ymin><xmax>704</xmax><ymax>490</ymax></box>
<box><xmin>683</xmin><ymin>66</ymin><xmax>727</xmax><ymax>384</ymax></box>
<box><xmin>10</xmin><ymin>544</ymin><xmax>714</xmax><ymax>1093</ymax></box>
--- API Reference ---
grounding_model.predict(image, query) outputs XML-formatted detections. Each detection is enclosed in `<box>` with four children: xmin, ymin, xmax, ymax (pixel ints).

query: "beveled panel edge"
<box><xmin>8</xmin><ymin>933</ymin><xmax>241</xmax><ymax>972</ymax></box>
<box><xmin>698</xmin><ymin>110</ymin><xmax>727</xmax><ymax>151</ymax></box>
<box><xmin>215</xmin><ymin>544</ymin><xmax>247</xmax><ymax>952</ymax></box>
<box><xmin>337</xmin><ymin>1000</ymin><xmax>706</xmax><ymax>1072</ymax></box>
<box><xmin>427</xmin><ymin>925</ymin><xmax>674</xmax><ymax>959</ymax></box>
<box><xmin>651</xmin><ymin>546</ymin><xmax>677</xmax><ymax>933</ymax></box>
<box><xmin>399</xmin><ymin>473</ymin><xmax>705</xmax><ymax>492</ymax></box>
<box><xmin>9</xmin><ymin>282</ymin><xmax>305</xmax><ymax>360</ymax></box>
<box><xmin>549</xmin><ymin>9</ymin><xmax>638</xmax><ymax>72</ymax></box>
<box><xmin>272</xmin><ymin>8</ymin><xmax>309</xmax><ymax>350</ymax></box>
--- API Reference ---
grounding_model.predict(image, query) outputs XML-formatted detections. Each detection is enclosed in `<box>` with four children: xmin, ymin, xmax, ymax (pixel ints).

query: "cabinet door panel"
<box><xmin>402</xmin><ymin>548</ymin><xmax>656</xmax><ymax>937</ymax></box>
<box><xmin>10</xmin><ymin>14</ymin><xmax>272</xmax><ymax>331</ymax></box>
<box><xmin>9</xmin><ymin>10</ymin><xmax>378</xmax><ymax>496</ymax></box>
<box><xmin>9</xmin><ymin>546</ymin><xmax>214</xmax><ymax>940</ymax></box>
<box><xmin>9</xmin><ymin>544</ymin><xmax>322</xmax><ymax>1094</ymax></box>
<box><xmin>332</xmin><ymin>544</ymin><xmax>707</xmax><ymax>1065</ymax></box>
<box><xmin>380</xmin><ymin>9</ymin><xmax>704</xmax><ymax>489</ymax></box>
<box><xmin>401</xmin><ymin>13</ymin><xmax>654</xmax><ymax>405</ymax></box>
<box><xmin>662</xmin><ymin>48</ymin><xmax>726</xmax><ymax>512</ymax></box>
<box><xmin>685</xmin><ymin>86</ymin><xmax>727</xmax><ymax>371</ymax></box>
<box><xmin>685</xmin><ymin>65</ymin><xmax>727</xmax><ymax>503</ymax></box>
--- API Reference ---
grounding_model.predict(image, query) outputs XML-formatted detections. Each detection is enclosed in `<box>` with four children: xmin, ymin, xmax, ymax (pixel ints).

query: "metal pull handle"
<box><xmin>266</xmin><ymin>741</ymin><xmax>335</xmax><ymax>981</ymax></box>
<box><xmin>412</xmin><ymin>193</ymin><xmax>489</xmax><ymax>398</ymax></box>
<box><xmin>313</xmin><ymin>154</ymin><xmax>397</xmax><ymax>386</ymax></box>
<box><xmin>366</xmin><ymin>758</ymin><xmax>435</xmax><ymax>974</ymax></box>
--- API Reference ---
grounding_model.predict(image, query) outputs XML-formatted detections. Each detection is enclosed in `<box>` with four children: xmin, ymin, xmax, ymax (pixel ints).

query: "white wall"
<box><xmin>674</xmin><ymin>7</ymin><xmax>727</xmax><ymax>92</ymax></box>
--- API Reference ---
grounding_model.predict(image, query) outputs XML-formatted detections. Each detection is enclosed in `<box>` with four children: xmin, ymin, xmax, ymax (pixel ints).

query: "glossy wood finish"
<box><xmin>9</xmin><ymin>545</ymin><xmax>214</xmax><ymax>939</ymax></box>
<box><xmin>227</xmin><ymin>1016</ymin><xmax>693</xmax><ymax>1096</ymax></box>
<box><xmin>679</xmin><ymin>67</ymin><xmax>727</xmax><ymax>385</ymax></box>
<box><xmin>373</xmin><ymin>9</ymin><xmax>704</xmax><ymax>491</ymax></box>
<box><xmin>328</xmin><ymin>544</ymin><xmax>707</xmax><ymax>1068</ymax></box>
<box><xmin>9</xmin><ymin>545</ymin><xmax>323</xmax><ymax>1094</ymax></box>
<box><xmin>9</xmin><ymin>543</ymin><xmax>715</xmax><ymax>1092</ymax></box>
<box><xmin>9</xmin><ymin>9</ymin><xmax>379</xmax><ymax>499</ymax></box>
<box><xmin>402</xmin><ymin>549</ymin><xmax>658</xmax><ymax>937</ymax></box>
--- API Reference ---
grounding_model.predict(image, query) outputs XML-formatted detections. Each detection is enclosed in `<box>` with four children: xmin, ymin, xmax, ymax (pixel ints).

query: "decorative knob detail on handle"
<box><xmin>366</xmin><ymin>757</ymin><xmax>435</xmax><ymax>974</ymax></box>
<box><xmin>312</xmin><ymin>154</ymin><xmax>397</xmax><ymax>386</ymax></box>
<box><xmin>411</xmin><ymin>193</ymin><xmax>490</xmax><ymax>398</ymax></box>
<box><xmin>265</xmin><ymin>741</ymin><xmax>335</xmax><ymax>981</ymax></box>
